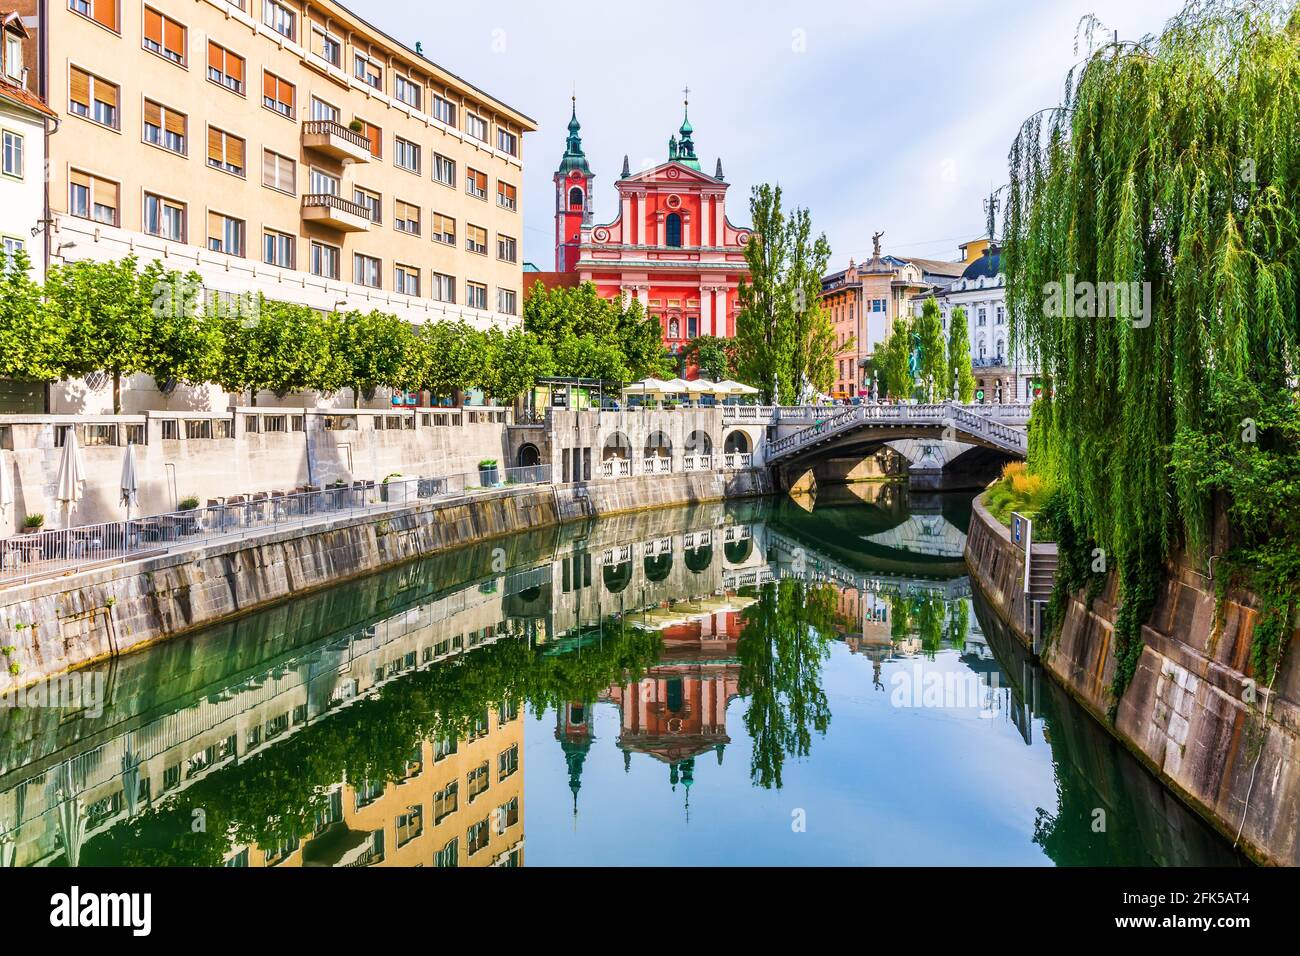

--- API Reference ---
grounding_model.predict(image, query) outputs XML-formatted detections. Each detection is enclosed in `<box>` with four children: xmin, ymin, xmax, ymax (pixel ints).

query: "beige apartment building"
<box><xmin>16</xmin><ymin>0</ymin><xmax>534</xmax><ymax>410</ymax></box>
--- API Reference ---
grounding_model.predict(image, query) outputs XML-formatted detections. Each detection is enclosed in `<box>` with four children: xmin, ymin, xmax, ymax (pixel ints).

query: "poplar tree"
<box><xmin>914</xmin><ymin>297</ymin><xmax>949</xmax><ymax>403</ymax></box>
<box><xmin>948</xmin><ymin>306</ymin><xmax>975</xmax><ymax>402</ymax></box>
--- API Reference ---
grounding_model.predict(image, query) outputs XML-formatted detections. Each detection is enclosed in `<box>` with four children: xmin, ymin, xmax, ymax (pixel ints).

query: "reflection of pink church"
<box><xmin>556</xmin><ymin>611</ymin><xmax>742</xmax><ymax>810</ymax></box>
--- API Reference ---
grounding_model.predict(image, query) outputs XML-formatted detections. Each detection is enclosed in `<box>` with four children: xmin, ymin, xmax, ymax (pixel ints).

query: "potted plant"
<box><xmin>478</xmin><ymin>459</ymin><xmax>499</xmax><ymax>487</ymax></box>
<box><xmin>21</xmin><ymin>514</ymin><xmax>43</xmax><ymax>535</ymax></box>
<box><xmin>348</xmin><ymin>118</ymin><xmax>365</xmax><ymax>133</ymax></box>
<box><xmin>381</xmin><ymin>473</ymin><xmax>409</xmax><ymax>503</ymax></box>
<box><xmin>177</xmin><ymin>496</ymin><xmax>201</xmax><ymax>535</ymax></box>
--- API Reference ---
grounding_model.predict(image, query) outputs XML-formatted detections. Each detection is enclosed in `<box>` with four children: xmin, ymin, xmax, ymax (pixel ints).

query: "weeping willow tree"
<box><xmin>1005</xmin><ymin>1</ymin><xmax>1300</xmax><ymax>698</ymax></box>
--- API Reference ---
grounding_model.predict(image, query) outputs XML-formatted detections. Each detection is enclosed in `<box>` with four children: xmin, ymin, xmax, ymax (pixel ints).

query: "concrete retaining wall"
<box><xmin>966</xmin><ymin>494</ymin><xmax>1300</xmax><ymax>866</ymax></box>
<box><xmin>0</xmin><ymin>469</ymin><xmax>773</xmax><ymax>692</ymax></box>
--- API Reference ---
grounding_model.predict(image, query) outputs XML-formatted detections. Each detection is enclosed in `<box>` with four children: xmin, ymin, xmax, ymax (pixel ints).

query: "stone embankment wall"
<box><xmin>0</xmin><ymin>470</ymin><xmax>773</xmax><ymax>692</ymax></box>
<box><xmin>966</xmin><ymin>495</ymin><xmax>1299</xmax><ymax>867</ymax></box>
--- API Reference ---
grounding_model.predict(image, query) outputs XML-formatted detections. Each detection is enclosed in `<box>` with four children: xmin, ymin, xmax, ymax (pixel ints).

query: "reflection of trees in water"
<box><xmin>888</xmin><ymin>593</ymin><xmax>970</xmax><ymax>658</ymax></box>
<box><xmin>737</xmin><ymin>579</ymin><xmax>837</xmax><ymax>789</ymax></box>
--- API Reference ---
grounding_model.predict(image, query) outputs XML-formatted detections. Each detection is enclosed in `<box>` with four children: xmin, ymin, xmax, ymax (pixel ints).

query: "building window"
<box><xmin>430</xmin><ymin>94</ymin><xmax>455</xmax><ymax>127</ymax></box>
<box><xmin>353</xmin><ymin>187</ymin><xmax>381</xmax><ymax>223</ymax></box>
<box><xmin>466</xmin><ymin>224</ymin><xmax>487</xmax><ymax>255</ymax></box>
<box><xmin>433</xmin><ymin>153</ymin><xmax>455</xmax><ymax>187</ymax></box>
<box><xmin>496</xmin><ymin>128</ymin><xmax>517</xmax><ymax>156</ymax></box>
<box><xmin>2</xmin><ymin>131</ymin><xmax>23</xmax><ymax>178</ymax></box>
<box><xmin>496</xmin><ymin>796</ymin><xmax>519</xmax><ymax>832</ymax></box>
<box><xmin>144</xmin><ymin>193</ymin><xmax>185</xmax><ymax>241</ymax></box>
<box><xmin>497</xmin><ymin>234</ymin><xmax>516</xmax><ymax>263</ymax></box>
<box><xmin>496</xmin><ymin>181</ymin><xmax>517</xmax><ymax>211</ymax></box>
<box><xmin>262</xmin><ymin>71</ymin><xmax>295</xmax><ymax>118</ymax></box>
<box><xmin>465</xmin><ymin>168</ymin><xmax>487</xmax><ymax>200</ymax></box>
<box><xmin>395</xmin><ymin>805</ymin><xmax>423</xmax><ymax>847</ymax></box>
<box><xmin>465</xmin><ymin>113</ymin><xmax>488</xmax><ymax>142</ymax></box>
<box><xmin>467</xmin><ymin>762</ymin><xmax>490</xmax><ymax>800</ymax></box>
<box><xmin>431</xmin><ymin>272</ymin><xmax>455</xmax><ymax>303</ymax></box>
<box><xmin>262</xmin><ymin>0</ymin><xmax>296</xmax><ymax>41</ymax></box>
<box><xmin>206</xmin><ymin>41</ymin><xmax>244</xmax><ymax>94</ymax></box>
<box><xmin>688</xmin><ymin>316</ymin><xmax>698</xmax><ymax>338</ymax></box>
<box><xmin>356</xmin><ymin>119</ymin><xmax>381</xmax><ymax>158</ymax></box>
<box><xmin>207</xmin><ymin>127</ymin><xmax>245</xmax><ymax>176</ymax></box>
<box><xmin>69</xmin><ymin>170</ymin><xmax>118</xmax><ymax>225</ymax></box>
<box><xmin>207</xmin><ymin>212</ymin><xmax>244</xmax><ymax>256</ymax></box>
<box><xmin>393</xmin><ymin>199</ymin><xmax>420</xmax><ymax>235</ymax></box>
<box><xmin>310</xmin><ymin>25</ymin><xmax>341</xmax><ymax>66</ymax></box>
<box><xmin>307</xmin><ymin>167</ymin><xmax>338</xmax><ymax>197</ymax></box>
<box><xmin>263</xmin><ymin>229</ymin><xmax>294</xmax><ymax>269</ymax></box>
<box><xmin>353</xmin><ymin>53</ymin><xmax>381</xmax><ymax>90</ymax></box>
<box><xmin>431</xmin><ymin>213</ymin><xmax>455</xmax><ymax>246</ymax></box>
<box><xmin>311</xmin><ymin>97</ymin><xmax>339</xmax><ymax>123</ymax></box>
<box><xmin>996</xmin><ymin>305</ymin><xmax>1006</xmax><ymax>325</ymax></box>
<box><xmin>4</xmin><ymin>33</ymin><xmax>20</xmax><ymax>81</ymax></box>
<box><xmin>1</xmin><ymin>237</ymin><xmax>23</xmax><ymax>260</ymax></box>
<box><xmin>434</xmin><ymin>838</ymin><xmax>458</xmax><ymax>868</ymax></box>
<box><xmin>394</xmin><ymin>137</ymin><xmax>420</xmax><ymax>174</ymax></box>
<box><xmin>262</xmin><ymin>149</ymin><xmax>295</xmax><ymax>194</ymax></box>
<box><xmin>978</xmin><ymin>307</ymin><xmax>987</xmax><ymax>327</ymax></box>
<box><xmin>69</xmin><ymin>67</ymin><xmax>119</xmax><ymax>128</ymax></box>
<box><xmin>69</xmin><ymin>0</ymin><xmax>118</xmax><ymax>32</ymax></box>
<box><xmin>872</xmin><ymin>298</ymin><xmax>886</xmax><ymax>312</ymax></box>
<box><xmin>466</xmin><ymin>819</ymin><xmax>489</xmax><ymax>856</ymax></box>
<box><xmin>665</xmin><ymin>213</ymin><xmax>682</xmax><ymax>247</ymax></box>
<box><xmin>394</xmin><ymin>74</ymin><xmax>421</xmax><ymax>109</ymax></box>
<box><xmin>143</xmin><ymin>7</ymin><xmax>186</xmax><ymax>65</ymax></box>
<box><xmin>143</xmin><ymin>100</ymin><xmax>186</xmax><ymax>154</ymax></box>
<box><xmin>395</xmin><ymin>264</ymin><xmax>419</xmax><ymax>296</ymax></box>
<box><xmin>466</xmin><ymin>282</ymin><xmax>487</xmax><ymax>310</ymax></box>
<box><xmin>353</xmin><ymin>253</ymin><xmax>380</xmax><ymax>288</ymax></box>
<box><xmin>568</xmin><ymin>186</ymin><xmax>583</xmax><ymax>209</ymax></box>
<box><xmin>496</xmin><ymin>288</ymin><xmax>516</xmax><ymax>316</ymax></box>
<box><xmin>310</xmin><ymin>241</ymin><xmax>339</xmax><ymax>279</ymax></box>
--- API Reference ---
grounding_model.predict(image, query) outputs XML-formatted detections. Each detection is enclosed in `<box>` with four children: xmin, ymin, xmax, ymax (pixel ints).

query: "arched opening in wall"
<box><xmin>685</xmin><ymin>430</ymin><xmax>712</xmax><ymax>457</ymax></box>
<box><xmin>723</xmin><ymin>430</ymin><xmax>750</xmax><ymax>454</ymax></box>
<box><xmin>603</xmin><ymin>431</ymin><xmax>633</xmax><ymax>461</ymax></box>
<box><xmin>724</xmin><ymin>537</ymin><xmax>753</xmax><ymax>564</ymax></box>
<box><xmin>568</xmin><ymin>187</ymin><xmax>583</xmax><ymax>209</ymax></box>
<box><xmin>644</xmin><ymin>551</ymin><xmax>673</xmax><ymax>583</ymax></box>
<box><xmin>665</xmin><ymin>213</ymin><xmax>682</xmax><ymax>247</ymax></box>
<box><xmin>516</xmin><ymin>443</ymin><xmax>540</xmax><ymax>468</ymax></box>
<box><xmin>665</xmin><ymin>677</ymin><xmax>684</xmax><ymax>713</ymax></box>
<box><xmin>644</xmin><ymin>431</ymin><xmax>672</xmax><ymax>460</ymax></box>
<box><xmin>603</xmin><ymin>559</ymin><xmax>632</xmax><ymax>594</ymax></box>
<box><xmin>685</xmin><ymin>543</ymin><xmax>713</xmax><ymax>574</ymax></box>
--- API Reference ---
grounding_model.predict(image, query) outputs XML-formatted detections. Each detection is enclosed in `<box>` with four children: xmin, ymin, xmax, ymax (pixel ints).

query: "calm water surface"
<box><xmin>0</xmin><ymin>484</ymin><xmax>1244</xmax><ymax>866</ymax></box>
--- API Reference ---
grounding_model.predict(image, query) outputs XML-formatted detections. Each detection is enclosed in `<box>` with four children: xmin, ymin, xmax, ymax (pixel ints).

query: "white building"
<box><xmin>0</xmin><ymin>11</ymin><xmax>51</xmax><ymax>279</ymax></box>
<box><xmin>910</xmin><ymin>243</ymin><xmax>1041</xmax><ymax>404</ymax></box>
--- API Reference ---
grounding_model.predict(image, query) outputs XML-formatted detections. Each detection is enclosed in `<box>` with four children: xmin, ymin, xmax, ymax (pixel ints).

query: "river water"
<box><xmin>0</xmin><ymin>485</ymin><xmax>1244</xmax><ymax>867</ymax></box>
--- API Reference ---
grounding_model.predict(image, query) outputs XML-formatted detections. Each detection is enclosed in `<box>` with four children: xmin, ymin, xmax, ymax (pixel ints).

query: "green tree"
<box><xmin>523</xmin><ymin>281</ymin><xmax>668</xmax><ymax>382</ymax></box>
<box><xmin>336</xmin><ymin>310</ymin><xmax>415</xmax><ymax>405</ymax></box>
<box><xmin>45</xmin><ymin>256</ymin><xmax>161</xmax><ymax>412</ymax></box>
<box><xmin>481</xmin><ymin>326</ymin><xmax>554</xmax><ymax>402</ymax></box>
<box><xmin>408</xmin><ymin>320</ymin><xmax>485</xmax><ymax>399</ymax></box>
<box><xmin>947</xmin><ymin>306</ymin><xmax>975</xmax><ymax>402</ymax></box>
<box><xmin>734</xmin><ymin>184</ymin><xmax>836</xmax><ymax>403</ymax></box>
<box><xmin>0</xmin><ymin>248</ymin><xmax>64</xmax><ymax>382</ymax></box>
<box><xmin>148</xmin><ymin>270</ymin><xmax>224</xmax><ymax>391</ymax></box>
<box><xmin>877</xmin><ymin>316</ymin><xmax>915</xmax><ymax>401</ymax></box>
<box><xmin>682</xmin><ymin>335</ymin><xmax>733</xmax><ymax>381</ymax></box>
<box><xmin>914</xmin><ymin>297</ymin><xmax>949</xmax><ymax>403</ymax></box>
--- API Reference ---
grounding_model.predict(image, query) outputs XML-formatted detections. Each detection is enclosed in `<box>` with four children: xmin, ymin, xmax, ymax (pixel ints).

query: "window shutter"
<box><xmin>93</xmin><ymin>0</ymin><xmax>119</xmax><ymax>31</ymax></box>
<box><xmin>164</xmin><ymin>107</ymin><xmax>186</xmax><ymax>138</ymax></box>
<box><xmin>164</xmin><ymin>18</ymin><xmax>185</xmax><ymax>61</ymax></box>
<box><xmin>69</xmin><ymin>67</ymin><xmax>90</xmax><ymax>109</ymax></box>
<box><xmin>207</xmin><ymin>211</ymin><xmax>222</xmax><ymax>244</ymax></box>
<box><xmin>99</xmin><ymin>80</ymin><xmax>119</xmax><ymax>110</ymax></box>
<box><xmin>262</xmin><ymin>70</ymin><xmax>275</xmax><ymax>101</ymax></box>
<box><xmin>207</xmin><ymin>127</ymin><xmax>222</xmax><ymax>165</ymax></box>
<box><xmin>70</xmin><ymin>169</ymin><xmax>90</xmax><ymax>191</ymax></box>
<box><xmin>94</xmin><ymin>178</ymin><xmax>118</xmax><ymax>217</ymax></box>
<box><xmin>262</xmin><ymin>148</ymin><xmax>276</xmax><ymax>185</ymax></box>
<box><xmin>228</xmin><ymin>51</ymin><xmax>244</xmax><ymax>84</ymax></box>
<box><xmin>228</xmin><ymin>135</ymin><xmax>245</xmax><ymax>171</ymax></box>
<box><xmin>207</xmin><ymin>40</ymin><xmax>222</xmax><ymax>72</ymax></box>
<box><xmin>144</xmin><ymin>100</ymin><xmax>162</xmax><ymax>128</ymax></box>
<box><xmin>143</xmin><ymin>8</ymin><xmax>162</xmax><ymax>46</ymax></box>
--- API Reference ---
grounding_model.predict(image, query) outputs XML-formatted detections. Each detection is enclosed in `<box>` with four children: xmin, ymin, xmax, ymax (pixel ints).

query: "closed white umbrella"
<box><xmin>714</xmin><ymin>379</ymin><xmax>759</xmax><ymax>396</ymax></box>
<box><xmin>119</xmin><ymin>442</ymin><xmax>139</xmax><ymax>522</ymax></box>
<box><xmin>55</xmin><ymin>429</ymin><xmax>86</xmax><ymax>527</ymax></box>
<box><xmin>0</xmin><ymin>449</ymin><xmax>13</xmax><ymax>526</ymax></box>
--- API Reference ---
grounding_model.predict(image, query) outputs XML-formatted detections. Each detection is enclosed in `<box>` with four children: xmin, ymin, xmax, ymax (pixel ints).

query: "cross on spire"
<box><xmin>682</xmin><ymin>84</ymin><xmax>691</xmax><ymax>106</ymax></box>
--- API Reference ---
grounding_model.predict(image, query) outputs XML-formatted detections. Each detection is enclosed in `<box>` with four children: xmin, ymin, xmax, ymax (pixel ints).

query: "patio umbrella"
<box><xmin>0</xmin><ymin>448</ymin><xmax>13</xmax><ymax>526</ymax></box>
<box><xmin>54</xmin><ymin>430</ymin><xmax>86</xmax><ymax>527</ymax></box>
<box><xmin>714</xmin><ymin>379</ymin><xmax>759</xmax><ymax>396</ymax></box>
<box><xmin>119</xmin><ymin>443</ymin><xmax>139</xmax><ymax>523</ymax></box>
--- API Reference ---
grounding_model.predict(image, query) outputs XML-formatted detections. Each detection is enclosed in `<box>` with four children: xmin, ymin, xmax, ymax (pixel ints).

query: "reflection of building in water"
<box><xmin>862</xmin><ymin>513</ymin><xmax>968</xmax><ymax>559</ymax></box>
<box><xmin>228</xmin><ymin>706</ymin><xmax>523</xmax><ymax>868</ymax></box>
<box><xmin>559</xmin><ymin>610</ymin><xmax>744</xmax><ymax>813</ymax></box>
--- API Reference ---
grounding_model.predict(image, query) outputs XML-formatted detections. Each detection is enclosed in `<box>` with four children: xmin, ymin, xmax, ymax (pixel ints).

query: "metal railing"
<box><xmin>302</xmin><ymin>119</ymin><xmax>371</xmax><ymax>151</ymax></box>
<box><xmin>0</xmin><ymin>465</ymin><xmax>551</xmax><ymax>587</ymax></box>
<box><xmin>301</xmin><ymin>192</ymin><xmax>373</xmax><ymax>221</ymax></box>
<box><xmin>764</xmin><ymin>403</ymin><xmax>1029</xmax><ymax>461</ymax></box>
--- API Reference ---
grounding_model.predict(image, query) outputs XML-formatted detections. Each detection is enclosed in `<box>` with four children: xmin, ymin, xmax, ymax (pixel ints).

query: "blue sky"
<box><xmin>362</xmin><ymin>0</ymin><xmax>1188</xmax><ymax>268</ymax></box>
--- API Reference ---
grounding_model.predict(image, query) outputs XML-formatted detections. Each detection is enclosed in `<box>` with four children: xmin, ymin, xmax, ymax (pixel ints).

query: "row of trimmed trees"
<box><xmin>0</xmin><ymin>251</ymin><xmax>671</xmax><ymax>412</ymax></box>
<box><xmin>875</xmin><ymin>297</ymin><xmax>976</xmax><ymax>402</ymax></box>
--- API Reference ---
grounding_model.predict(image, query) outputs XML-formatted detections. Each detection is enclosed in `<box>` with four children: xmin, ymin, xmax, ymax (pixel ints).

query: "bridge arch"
<box><xmin>603</xmin><ymin>559</ymin><xmax>633</xmax><ymax>594</ymax></box>
<box><xmin>723</xmin><ymin>430</ymin><xmax>750</xmax><ymax>454</ymax></box>
<box><xmin>685</xmin><ymin>430</ymin><xmax>712</xmax><ymax>456</ymax></box>
<box><xmin>644</xmin><ymin>430</ymin><xmax>673</xmax><ymax>459</ymax></box>
<box><xmin>516</xmin><ymin>443</ymin><xmax>540</xmax><ymax>468</ymax></box>
<box><xmin>724</xmin><ymin>537</ymin><xmax>753</xmax><ymax>565</ymax></box>
<box><xmin>644</xmin><ymin>551</ymin><xmax>673</xmax><ymax>583</ymax></box>
<box><xmin>603</xmin><ymin>431</ymin><xmax>633</xmax><ymax>461</ymax></box>
<box><xmin>684</xmin><ymin>542</ymin><xmax>713</xmax><ymax>573</ymax></box>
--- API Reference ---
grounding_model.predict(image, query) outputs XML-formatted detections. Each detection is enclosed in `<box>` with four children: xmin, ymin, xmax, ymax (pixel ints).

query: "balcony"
<box><xmin>301</xmin><ymin>194</ymin><xmax>371</xmax><ymax>232</ymax></box>
<box><xmin>301</xmin><ymin>120</ymin><xmax>372</xmax><ymax>163</ymax></box>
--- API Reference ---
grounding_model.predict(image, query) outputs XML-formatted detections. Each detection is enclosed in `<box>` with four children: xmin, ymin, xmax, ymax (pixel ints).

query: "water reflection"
<box><xmin>0</xmin><ymin>490</ymin><xmax>1244</xmax><ymax>866</ymax></box>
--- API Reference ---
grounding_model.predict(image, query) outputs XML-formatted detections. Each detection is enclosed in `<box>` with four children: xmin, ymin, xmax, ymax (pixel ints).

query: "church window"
<box><xmin>665</xmin><ymin>212</ymin><xmax>682</xmax><ymax>247</ymax></box>
<box><xmin>568</xmin><ymin>186</ymin><xmax>583</xmax><ymax>209</ymax></box>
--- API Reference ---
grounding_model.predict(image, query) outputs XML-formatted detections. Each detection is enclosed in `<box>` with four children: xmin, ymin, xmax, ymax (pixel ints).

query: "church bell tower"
<box><xmin>554</xmin><ymin>97</ymin><xmax>594</xmax><ymax>272</ymax></box>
